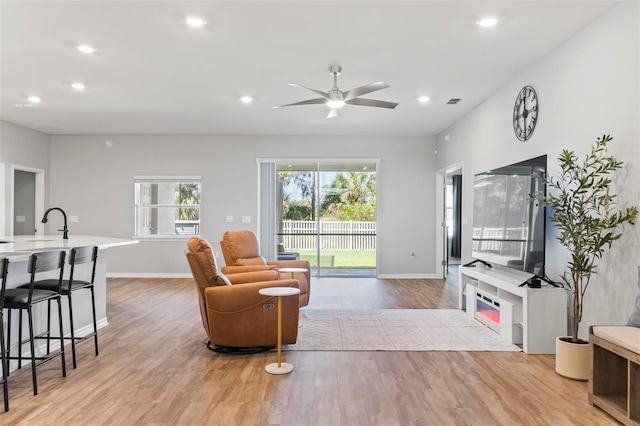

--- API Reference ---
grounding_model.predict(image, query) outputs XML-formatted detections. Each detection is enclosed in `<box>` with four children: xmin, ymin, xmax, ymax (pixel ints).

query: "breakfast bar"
<box><xmin>0</xmin><ymin>235</ymin><xmax>137</xmax><ymax>370</ymax></box>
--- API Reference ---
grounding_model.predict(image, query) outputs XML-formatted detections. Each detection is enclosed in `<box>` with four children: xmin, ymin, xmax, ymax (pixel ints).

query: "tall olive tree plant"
<box><xmin>536</xmin><ymin>135</ymin><xmax>637</xmax><ymax>343</ymax></box>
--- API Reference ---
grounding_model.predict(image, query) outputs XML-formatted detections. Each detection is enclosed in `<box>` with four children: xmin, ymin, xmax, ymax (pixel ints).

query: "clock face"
<box><xmin>513</xmin><ymin>85</ymin><xmax>538</xmax><ymax>141</ymax></box>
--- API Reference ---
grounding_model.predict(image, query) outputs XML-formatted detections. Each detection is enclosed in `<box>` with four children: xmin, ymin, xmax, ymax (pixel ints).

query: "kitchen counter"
<box><xmin>0</xmin><ymin>235</ymin><xmax>138</xmax><ymax>371</ymax></box>
<box><xmin>0</xmin><ymin>234</ymin><xmax>137</xmax><ymax>260</ymax></box>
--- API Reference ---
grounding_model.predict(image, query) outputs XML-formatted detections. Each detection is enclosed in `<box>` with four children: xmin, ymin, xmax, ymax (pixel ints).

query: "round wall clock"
<box><xmin>512</xmin><ymin>85</ymin><xmax>538</xmax><ymax>141</ymax></box>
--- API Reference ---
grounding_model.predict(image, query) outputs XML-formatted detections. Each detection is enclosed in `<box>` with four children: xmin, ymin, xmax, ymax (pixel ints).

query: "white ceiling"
<box><xmin>0</xmin><ymin>1</ymin><xmax>617</xmax><ymax>136</ymax></box>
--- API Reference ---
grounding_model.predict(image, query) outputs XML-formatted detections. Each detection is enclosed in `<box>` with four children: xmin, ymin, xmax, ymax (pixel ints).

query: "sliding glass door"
<box><xmin>276</xmin><ymin>161</ymin><xmax>377</xmax><ymax>277</ymax></box>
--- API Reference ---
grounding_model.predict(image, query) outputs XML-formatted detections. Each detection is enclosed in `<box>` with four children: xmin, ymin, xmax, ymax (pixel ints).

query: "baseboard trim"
<box><xmin>107</xmin><ymin>272</ymin><xmax>192</xmax><ymax>278</ymax></box>
<box><xmin>377</xmin><ymin>274</ymin><xmax>439</xmax><ymax>279</ymax></box>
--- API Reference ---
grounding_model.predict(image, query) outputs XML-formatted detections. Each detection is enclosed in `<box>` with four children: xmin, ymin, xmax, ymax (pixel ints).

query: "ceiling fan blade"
<box><xmin>345</xmin><ymin>98</ymin><xmax>399</xmax><ymax>109</ymax></box>
<box><xmin>343</xmin><ymin>82</ymin><xmax>389</xmax><ymax>101</ymax></box>
<box><xmin>327</xmin><ymin>108</ymin><xmax>338</xmax><ymax>119</ymax></box>
<box><xmin>288</xmin><ymin>83</ymin><xmax>330</xmax><ymax>99</ymax></box>
<box><xmin>273</xmin><ymin>98</ymin><xmax>327</xmax><ymax>108</ymax></box>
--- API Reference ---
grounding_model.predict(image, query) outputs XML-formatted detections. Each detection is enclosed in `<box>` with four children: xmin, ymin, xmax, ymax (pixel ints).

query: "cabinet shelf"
<box><xmin>459</xmin><ymin>265</ymin><xmax>567</xmax><ymax>354</ymax></box>
<box><xmin>589</xmin><ymin>329</ymin><xmax>640</xmax><ymax>425</ymax></box>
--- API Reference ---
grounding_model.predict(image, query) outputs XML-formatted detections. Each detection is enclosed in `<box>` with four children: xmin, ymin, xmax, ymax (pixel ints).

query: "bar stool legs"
<box><xmin>15</xmin><ymin>246</ymin><xmax>100</xmax><ymax>373</ymax></box>
<box><xmin>66</xmin><ymin>285</ymin><xmax>99</xmax><ymax>369</ymax></box>
<box><xmin>5</xmin><ymin>302</ymin><xmax>66</xmax><ymax>396</ymax></box>
<box><xmin>4</xmin><ymin>251</ymin><xmax>67</xmax><ymax>397</ymax></box>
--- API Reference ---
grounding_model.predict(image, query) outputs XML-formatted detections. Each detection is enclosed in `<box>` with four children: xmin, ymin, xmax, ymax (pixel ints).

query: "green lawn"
<box><xmin>294</xmin><ymin>249</ymin><xmax>376</xmax><ymax>268</ymax></box>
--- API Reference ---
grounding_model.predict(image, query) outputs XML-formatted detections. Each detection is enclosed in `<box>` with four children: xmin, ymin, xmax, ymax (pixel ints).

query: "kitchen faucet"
<box><xmin>41</xmin><ymin>207</ymin><xmax>69</xmax><ymax>239</ymax></box>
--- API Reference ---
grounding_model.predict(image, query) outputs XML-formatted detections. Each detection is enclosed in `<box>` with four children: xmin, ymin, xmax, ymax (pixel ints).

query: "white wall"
<box><xmin>435</xmin><ymin>3</ymin><xmax>640</xmax><ymax>336</ymax></box>
<box><xmin>0</xmin><ymin>121</ymin><xmax>51</xmax><ymax>234</ymax></box>
<box><xmin>47</xmin><ymin>134</ymin><xmax>437</xmax><ymax>277</ymax></box>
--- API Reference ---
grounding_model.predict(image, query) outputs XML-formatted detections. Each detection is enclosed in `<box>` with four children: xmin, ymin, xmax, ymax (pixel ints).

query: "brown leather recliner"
<box><xmin>185</xmin><ymin>236</ymin><xmax>299</xmax><ymax>349</ymax></box>
<box><xmin>219</xmin><ymin>230</ymin><xmax>311</xmax><ymax>307</ymax></box>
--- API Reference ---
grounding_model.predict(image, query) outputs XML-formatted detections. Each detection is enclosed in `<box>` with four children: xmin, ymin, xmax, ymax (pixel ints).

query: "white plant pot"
<box><xmin>555</xmin><ymin>336</ymin><xmax>590</xmax><ymax>381</ymax></box>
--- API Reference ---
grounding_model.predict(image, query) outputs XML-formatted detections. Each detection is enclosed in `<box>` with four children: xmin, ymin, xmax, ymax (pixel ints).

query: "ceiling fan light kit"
<box><xmin>275</xmin><ymin>66</ymin><xmax>398</xmax><ymax>119</ymax></box>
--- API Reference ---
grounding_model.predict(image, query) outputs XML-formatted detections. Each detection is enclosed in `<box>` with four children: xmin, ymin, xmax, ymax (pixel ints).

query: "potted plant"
<box><xmin>537</xmin><ymin>134</ymin><xmax>637</xmax><ymax>380</ymax></box>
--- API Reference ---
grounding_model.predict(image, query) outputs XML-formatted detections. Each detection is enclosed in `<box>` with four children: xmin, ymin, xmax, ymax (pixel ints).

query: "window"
<box><xmin>134</xmin><ymin>176</ymin><xmax>201</xmax><ymax>237</ymax></box>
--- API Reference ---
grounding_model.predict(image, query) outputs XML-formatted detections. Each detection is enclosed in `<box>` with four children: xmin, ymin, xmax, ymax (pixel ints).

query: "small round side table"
<box><xmin>258</xmin><ymin>286</ymin><xmax>301</xmax><ymax>375</ymax></box>
<box><xmin>278</xmin><ymin>267</ymin><xmax>308</xmax><ymax>279</ymax></box>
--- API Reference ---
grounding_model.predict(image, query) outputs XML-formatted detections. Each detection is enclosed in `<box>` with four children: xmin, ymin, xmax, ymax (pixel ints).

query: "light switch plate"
<box><xmin>69</xmin><ymin>215</ymin><xmax>79</xmax><ymax>223</ymax></box>
<box><xmin>16</xmin><ymin>215</ymin><xmax>25</xmax><ymax>223</ymax></box>
<box><xmin>242</xmin><ymin>216</ymin><xmax>251</xmax><ymax>223</ymax></box>
<box><xmin>226</xmin><ymin>215</ymin><xmax>233</xmax><ymax>222</ymax></box>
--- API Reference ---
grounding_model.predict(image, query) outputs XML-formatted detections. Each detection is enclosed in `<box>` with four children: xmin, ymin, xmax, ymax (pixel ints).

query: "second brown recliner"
<box><xmin>219</xmin><ymin>230</ymin><xmax>311</xmax><ymax>307</ymax></box>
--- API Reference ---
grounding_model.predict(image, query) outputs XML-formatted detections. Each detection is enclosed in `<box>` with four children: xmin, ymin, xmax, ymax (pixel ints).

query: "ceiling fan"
<box><xmin>274</xmin><ymin>66</ymin><xmax>398</xmax><ymax>119</ymax></box>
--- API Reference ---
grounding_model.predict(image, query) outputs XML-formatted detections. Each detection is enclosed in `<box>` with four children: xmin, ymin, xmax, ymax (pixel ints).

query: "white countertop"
<box><xmin>0</xmin><ymin>235</ymin><xmax>138</xmax><ymax>260</ymax></box>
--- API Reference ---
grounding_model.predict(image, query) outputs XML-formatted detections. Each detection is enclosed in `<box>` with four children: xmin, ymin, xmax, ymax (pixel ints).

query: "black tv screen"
<box><xmin>472</xmin><ymin>155</ymin><xmax>547</xmax><ymax>276</ymax></box>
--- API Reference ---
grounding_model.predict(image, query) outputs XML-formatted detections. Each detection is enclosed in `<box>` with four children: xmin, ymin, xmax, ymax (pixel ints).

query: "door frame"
<box><xmin>435</xmin><ymin>161</ymin><xmax>463</xmax><ymax>279</ymax></box>
<box><xmin>259</xmin><ymin>157</ymin><xmax>380</xmax><ymax>277</ymax></box>
<box><xmin>10</xmin><ymin>165</ymin><xmax>45</xmax><ymax>236</ymax></box>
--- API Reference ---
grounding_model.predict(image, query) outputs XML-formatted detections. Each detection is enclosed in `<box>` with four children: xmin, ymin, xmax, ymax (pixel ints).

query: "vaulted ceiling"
<box><xmin>0</xmin><ymin>1</ymin><xmax>617</xmax><ymax>136</ymax></box>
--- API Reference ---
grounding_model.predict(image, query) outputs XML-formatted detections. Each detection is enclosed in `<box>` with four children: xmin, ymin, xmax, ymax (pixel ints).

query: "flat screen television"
<box><xmin>471</xmin><ymin>155</ymin><xmax>547</xmax><ymax>277</ymax></box>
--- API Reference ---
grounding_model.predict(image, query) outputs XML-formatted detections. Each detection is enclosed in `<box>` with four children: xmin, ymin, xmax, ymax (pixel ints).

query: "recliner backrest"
<box><xmin>220</xmin><ymin>230</ymin><xmax>266</xmax><ymax>266</ymax></box>
<box><xmin>187</xmin><ymin>237</ymin><xmax>219</xmax><ymax>287</ymax></box>
<box><xmin>186</xmin><ymin>237</ymin><xmax>229</xmax><ymax>335</ymax></box>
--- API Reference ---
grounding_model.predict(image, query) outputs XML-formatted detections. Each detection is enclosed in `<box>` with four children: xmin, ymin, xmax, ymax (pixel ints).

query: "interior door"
<box><xmin>13</xmin><ymin>170</ymin><xmax>36</xmax><ymax>235</ymax></box>
<box><xmin>442</xmin><ymin>173</ymin><xmax>449</xmax><ymax>278</ymax></box>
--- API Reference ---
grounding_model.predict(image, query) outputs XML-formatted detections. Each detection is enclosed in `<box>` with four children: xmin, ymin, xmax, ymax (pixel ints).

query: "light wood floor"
<box><xmin>0</xmin><ymin>272</ymin><xmax>616</xmax><ymax>425</ymax></box>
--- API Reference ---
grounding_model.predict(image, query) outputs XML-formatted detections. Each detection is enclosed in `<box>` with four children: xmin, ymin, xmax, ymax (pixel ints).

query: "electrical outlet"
<box><xmin>226</xmin><ymin>215</ymin><xmax>233</xmax><ymax>222</ymax></box>
<box><xmin>69</xmin><ymin>215</ymin><xmax>79</xmax><ymax>223</ymax></box>
<box><xmin>214</xmin><ymin>251</ymin><xmax>221</xmax><ymax>259</ymax></box>
<box><xmin>242</xmin><ymin>216</ymin><xmax>251</xmax><ymax>223</ymax></box>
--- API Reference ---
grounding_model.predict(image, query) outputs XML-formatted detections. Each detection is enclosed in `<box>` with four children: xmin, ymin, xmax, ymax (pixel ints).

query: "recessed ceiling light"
<box><xmin>476</xmin><ymin>16</ymin><xmax>498</xmax><ymax>27</ymax></box>
<box><xmin>240</xmin><ymin>96</ymin><xmax>254</xmax><ymax>104</ymax></box>
<box><xmin>418</xmin><ymin>96</ymin><xmax>430</xmax><ymax>104</ymax></box>
<box><xmin>27</xmin><ymin>96</ymin><xmax>41</xmax><ymax>103</ymax></box>
<box><xmin>77</xmin><ymin>44</ymin><xmax>96</xmax><ymax>54</ymax></box>
<box><xmin>71</xmin><ymin>82</ymin><xmax>86</xmax><ymax>90</ymax></box>
<box><xmin>186</xmin><ymin>17</ymin><xmax>206</xmax><ymax>27</ymax></box>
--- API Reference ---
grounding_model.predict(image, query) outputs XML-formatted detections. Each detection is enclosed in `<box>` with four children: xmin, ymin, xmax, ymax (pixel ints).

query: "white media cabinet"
<box><xmin>459</xmin><ymin>265</ymin><xmax>567</xmax><ymax>354</ymax></box>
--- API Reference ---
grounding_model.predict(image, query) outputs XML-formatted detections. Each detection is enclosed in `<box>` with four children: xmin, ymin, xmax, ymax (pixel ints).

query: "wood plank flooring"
<box><xmin>0</xmin><ymin>271</ymin><xmax>616</xmax><ymax>425</ymax></box>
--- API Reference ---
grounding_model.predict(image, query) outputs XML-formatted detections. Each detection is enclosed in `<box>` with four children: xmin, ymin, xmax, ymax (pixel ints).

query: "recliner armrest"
<box><xmin>221</xmin><ymin>265</ymin><xmax>277</xmax><ymax>275</ymax></box>
<box><xmin>226</xmin><ymin>270</ymin><xmax>280</xmax><ymax>284</ymax></box>
<box><xmin>204</xmin><ymin>279</ymin><xmax>300</xmax><ymax>312</ymax></box>
<box><xmin>268</xmin><ymin>260</ymin><xmax>310</xmax><ymax>270</ymax></box>
<box><xmin>268</xmin><ymin>260</ymin><xmax>311</xmax><ymax>286</ymax></box>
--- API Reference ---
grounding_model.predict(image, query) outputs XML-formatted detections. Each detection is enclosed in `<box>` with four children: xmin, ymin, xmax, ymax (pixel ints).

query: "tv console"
<box><xmin>459</xmin><ymin>265</ymin><xmax>567</xmax><ymax>354</ymax></box>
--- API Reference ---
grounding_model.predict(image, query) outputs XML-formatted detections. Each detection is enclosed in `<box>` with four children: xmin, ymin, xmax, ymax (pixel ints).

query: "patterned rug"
<box><xmin>284</xmin><ymin>309</ymin><xmax>522</xmax><ymax>352</ymax></box>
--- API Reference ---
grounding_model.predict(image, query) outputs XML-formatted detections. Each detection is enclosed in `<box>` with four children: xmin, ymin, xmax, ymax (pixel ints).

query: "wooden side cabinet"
<box><xmin>589</xmin><ymin>327</ymin><xmax>640</xmax><ymax>426</ymax></box>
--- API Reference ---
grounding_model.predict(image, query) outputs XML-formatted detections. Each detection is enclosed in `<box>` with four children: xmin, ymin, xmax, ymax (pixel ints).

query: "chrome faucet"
<box><xmin>41</xmin><ymin>207</ymin><xmax>69</xmax><ymax>239</ymax></box>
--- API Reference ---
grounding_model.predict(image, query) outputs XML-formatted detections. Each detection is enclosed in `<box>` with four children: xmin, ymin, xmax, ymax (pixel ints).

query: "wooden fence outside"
<box><xmin>280</xmin><ymin>220</ymin><xmax>376</xmax><ymax>251</ymax></box>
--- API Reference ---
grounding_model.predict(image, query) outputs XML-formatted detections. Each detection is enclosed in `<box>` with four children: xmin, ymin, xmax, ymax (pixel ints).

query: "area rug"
<box><xmin>284</xmin><ymin>309</ymin><xmax>522</xmax><ymax>352</ymax></box>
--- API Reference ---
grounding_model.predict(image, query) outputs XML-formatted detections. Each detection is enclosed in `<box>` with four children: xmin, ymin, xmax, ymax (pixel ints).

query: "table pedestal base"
<box><xmin>265</xmin><ymin>362</ymin><xmax>294</xmax><ymax>375</ymax></box>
